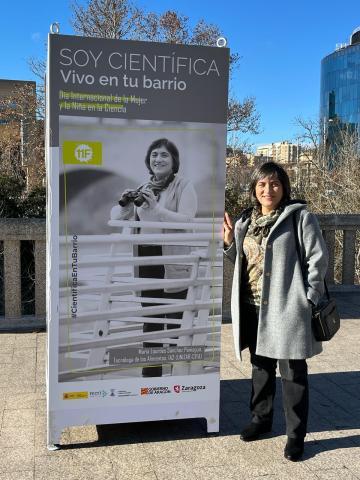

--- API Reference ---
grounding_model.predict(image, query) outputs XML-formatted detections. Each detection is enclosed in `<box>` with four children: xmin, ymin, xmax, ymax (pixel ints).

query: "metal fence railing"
<box><xmin>58</xmin><ymin>218</ymin><xmax>223</xmax><ymax>382</ymax></box>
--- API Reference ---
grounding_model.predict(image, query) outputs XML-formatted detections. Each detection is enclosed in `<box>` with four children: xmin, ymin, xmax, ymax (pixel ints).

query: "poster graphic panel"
<box><xmin>47</xmin><ymin>33</ymin><xmax>229</xmax><ymax>447</ymax></box>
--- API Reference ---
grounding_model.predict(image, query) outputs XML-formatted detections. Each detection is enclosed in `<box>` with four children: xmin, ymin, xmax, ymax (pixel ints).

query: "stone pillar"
<box><xmin>35</xmin><ymin>239</ymin><xmax>46</xmax><ymax>317</ymax></box>
<box><xmin>4</xmin><ymin>239</ymin><xmax>22</xmax><ymax>318</ymax></box>
<box><xmin>322</xmin><ymin>229</ymin><xmax>335</xmax><ymax>284</ymax></box>
<box><xmin>342</xmin><ymin>230</ymin><xmax>356</xmax><ymax>285</ymax></box>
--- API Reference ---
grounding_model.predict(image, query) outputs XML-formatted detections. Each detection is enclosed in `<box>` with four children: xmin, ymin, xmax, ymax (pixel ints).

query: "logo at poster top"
<box><xmin>63</xmin><ymin>140</ymin><xmax>102</xmax><ymax>165</ymax></box>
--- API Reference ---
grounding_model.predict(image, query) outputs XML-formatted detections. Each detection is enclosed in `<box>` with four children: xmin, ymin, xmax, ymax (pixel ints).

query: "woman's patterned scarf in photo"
<box><xmin>146</xmin><ymin>173</ymin><xmax>175</xmax><ymax>195</ymax></box>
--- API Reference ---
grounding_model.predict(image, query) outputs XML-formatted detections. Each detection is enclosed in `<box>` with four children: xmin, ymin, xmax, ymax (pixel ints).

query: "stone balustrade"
<box><xmin>0</xmin><ymin>219</ymin><xmax>45</xmax><ymax>324</ymax></box>
<box><xmin>0</xmin><ymin>215</ymin><xmax>359</xmax><ymax>326</ymax></box>
<box><xmin>318</xmin><ymin>214</ymin><xmax>360</xmax><ymax>291</ymax></box>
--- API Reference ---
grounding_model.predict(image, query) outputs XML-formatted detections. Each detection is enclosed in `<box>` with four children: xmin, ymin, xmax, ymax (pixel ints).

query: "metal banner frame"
<box><xmin>46</xmin><ymin>31</ymin><xmax>229</xmax><ymax>448</ymax></box>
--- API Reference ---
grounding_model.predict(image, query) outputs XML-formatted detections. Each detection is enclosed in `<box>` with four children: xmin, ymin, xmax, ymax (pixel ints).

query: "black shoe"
<box><xmin>284</xmin><ymin>437</ymin><xmax>304</xmax><ymax>461</ymax></box>
<box><xmin>240</xmin><ymin>422</ymin><xmax>272</xmax><ymax>441</ymax></box>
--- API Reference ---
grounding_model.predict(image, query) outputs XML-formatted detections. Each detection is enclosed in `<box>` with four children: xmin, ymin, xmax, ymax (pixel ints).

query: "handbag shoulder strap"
<box><xmin>292</xmin><ymin>210</ymin><xmax>302</xmax><ymax>264</ymax></box>
<box><xmin>291</xmin><ymin>211</ymin><xmax>330</xmax><ymax>301</ymax></box>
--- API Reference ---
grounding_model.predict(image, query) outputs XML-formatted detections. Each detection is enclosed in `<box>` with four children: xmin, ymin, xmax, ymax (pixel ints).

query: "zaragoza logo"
<box><xmin>63</xmin><ymin>141</ymin><xmax>102</xmax><ymax>165</ymax></box>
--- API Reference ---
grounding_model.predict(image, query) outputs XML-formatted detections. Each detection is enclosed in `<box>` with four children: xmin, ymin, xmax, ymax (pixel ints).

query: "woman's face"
<box><xmin>255</xmin><ymin>174</ymin><xmax>284</xmax><ymax>214</ymax></box>
<box><xmin>149</xmin><ymin>146</ymin><xmax>173</xmax><ymax>179</ymax></box>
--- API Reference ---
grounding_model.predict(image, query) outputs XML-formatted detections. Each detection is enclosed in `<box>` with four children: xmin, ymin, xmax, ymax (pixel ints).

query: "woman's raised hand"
<box><xmin>223</xmin><ymin>211</ymin><xmax>234</xmax><ymax>246</ymax></box>
<box><xmin>140</xmin><ymin>187</ymin><xmax>157</xmax><ymax>209</ymax></box>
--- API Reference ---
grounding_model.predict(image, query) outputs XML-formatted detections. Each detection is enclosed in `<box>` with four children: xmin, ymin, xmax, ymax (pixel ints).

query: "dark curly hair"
<box><xmin>145</xmin><ymin>138</ymin><xmax>180</xmax><ymax>175</ymax></box>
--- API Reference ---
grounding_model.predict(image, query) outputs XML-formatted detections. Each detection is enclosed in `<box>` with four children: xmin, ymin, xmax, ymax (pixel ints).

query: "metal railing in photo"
<box><xmin>58</xmin><ymin>218</ymin><xmax>223</xmax><ymax>382</ymax></box>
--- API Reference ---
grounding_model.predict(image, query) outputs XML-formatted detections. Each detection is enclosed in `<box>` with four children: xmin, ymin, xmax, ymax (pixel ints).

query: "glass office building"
<box><xmin>320</xmin><ymin>27</ymin><xmax>360</xmax><ymax>146</ymax></box>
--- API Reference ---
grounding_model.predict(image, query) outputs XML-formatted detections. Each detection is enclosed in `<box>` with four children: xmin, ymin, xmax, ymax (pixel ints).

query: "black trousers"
<box><xmin>242</xmin><ymin>302</ymin><xmax>309</xmax><ymax>439</ymax></box>
<box><xmin>139</xmin><ymin>245</ymin><xmax>187</xmax><ymax>377</ymax></box>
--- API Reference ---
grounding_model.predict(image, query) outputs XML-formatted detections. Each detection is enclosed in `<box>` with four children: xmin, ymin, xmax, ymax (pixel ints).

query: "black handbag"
<box><xmin>292</xmin><ymin>213</ymin><xmax>340</xmax><ymax>341</ymax></box>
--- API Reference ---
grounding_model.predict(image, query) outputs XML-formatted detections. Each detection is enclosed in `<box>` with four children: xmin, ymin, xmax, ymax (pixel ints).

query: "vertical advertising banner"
<box><xmin>46</xmin><ymin>33</ymin><xmax>229</xmax><ymax>446</ymax></box>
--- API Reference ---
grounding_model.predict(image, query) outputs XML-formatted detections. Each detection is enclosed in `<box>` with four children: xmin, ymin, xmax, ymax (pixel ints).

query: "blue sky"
<box><xmin>1</xmin><ymin>0</ymin><xmax>359</xmax><ymax>149</ymax></box>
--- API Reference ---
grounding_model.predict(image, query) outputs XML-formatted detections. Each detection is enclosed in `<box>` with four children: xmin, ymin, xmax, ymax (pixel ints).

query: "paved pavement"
<box><xmin>0</xmin><ymin>292</ymin><xmax>359</xmax><ymax>480</ymax></box>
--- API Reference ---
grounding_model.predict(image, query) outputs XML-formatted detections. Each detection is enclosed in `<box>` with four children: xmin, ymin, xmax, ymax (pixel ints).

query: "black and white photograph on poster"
<box><xmin>58</xmin><ymin>115</ymin><xmax>225</xmax><ymax>382</ymax></box>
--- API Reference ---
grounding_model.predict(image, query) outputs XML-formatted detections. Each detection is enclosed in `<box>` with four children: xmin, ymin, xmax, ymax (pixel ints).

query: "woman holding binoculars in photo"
<box><xmin>110</xmin><ymin>138</ymin><xmax>198</xmax><ymax>377</ymax></box>
<box><xmin>223</xmin><ymin>161</ymin><xmax>328</xmax><ymax>461</ymax></box>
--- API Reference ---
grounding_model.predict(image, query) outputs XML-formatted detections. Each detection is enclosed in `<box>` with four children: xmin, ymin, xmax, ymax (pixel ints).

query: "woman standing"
<box><xmin>223</xmin><ymin>162</ymin><xmax>328</xmax><ymax>461</ymax></box>
<box><xmin>111</xmin><ymin>138</ymin><xmax>198</xmax><ymax>377</ymax></box>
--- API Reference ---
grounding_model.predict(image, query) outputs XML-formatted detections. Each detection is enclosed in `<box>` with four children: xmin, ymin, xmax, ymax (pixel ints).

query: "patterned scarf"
<box><xmin>246</xmin><ymin>207</ymin><xmax>282</xmax><ymax>245</ymax></box>
<box><xmin>145</xmin><ymin>173</ymin><xmax>175</xmax><ymax>195</ymax></box>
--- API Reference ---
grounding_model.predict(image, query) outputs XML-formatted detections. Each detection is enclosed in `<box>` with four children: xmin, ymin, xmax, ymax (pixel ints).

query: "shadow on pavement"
<box><xmin>329</xmin><ymin>291</ymin><xmax>360</xmax><ymax>319</ymax></box>
<box><xmin>60</xmin><ymin>370</ymin><xmax>360</xmax><ymax>458</ymax></box>
<box><xmin>302</xmin><ymin>435</ymin><xmax>360</xmax><ymax>459</ymax></box>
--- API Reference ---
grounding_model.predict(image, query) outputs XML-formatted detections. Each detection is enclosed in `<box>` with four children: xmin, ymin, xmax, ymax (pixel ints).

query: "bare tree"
<box><xmin>224</xmin><ymin>135</ymin><xmax>254</xmax><ymax>217</ymax></box>
<box><xmin>72</xmin><ymin>0</ymin><xmax>142</xmax><ymax>39</ymax></box>
<box><xmin>0</xmin><ymin>123</ymin><xmax>22</xmax><ymax>180</ymax></box>
<box><xmin>69</xmin><ymin>0</ymin><xmax>260</xmax><ymax>136</ymax></box>
<box><xmin>295</xmin><ymin>117</ymin><xmax>360</xmax><ymax>285</ymax></box>
<box><xmin>0</xmin><ymin>83</ymin><xmax>45</xmax><ymax>188</ymax></box>
<box><xmin>295</xmin><ymin>117</ymin><xmax>360</xmax><ymax>215</ymax></box>
<box><xmin>0</xmin><ymin>83</ymin><xmax>45</xmax><ymax>217</ymax></box>
<box><xmin>27</xmin><ymin>57</ymin><xmax>46</xmax><ymax>117</ymax></box>
<box><xmin>134</xmin><ymin>10</ymin><xmax>191</xmax><ymax>44</ymax></box>
<box><xmin>227</xmin><ymin>96</ymin><xmax>260</xmax><ymax>134</ymax></box>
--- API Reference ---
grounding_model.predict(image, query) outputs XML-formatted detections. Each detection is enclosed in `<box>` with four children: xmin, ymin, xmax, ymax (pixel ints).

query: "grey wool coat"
<box><xmin>224</xmin><ymin>202</ymin><xmax>329</xmax><ymax>360</ymax></box>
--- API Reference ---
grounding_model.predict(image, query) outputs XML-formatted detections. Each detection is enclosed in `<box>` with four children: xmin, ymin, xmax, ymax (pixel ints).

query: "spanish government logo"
<box><xmin>63</xmin><ymin>391</ymin><xmax>89</xmax><ymax>400</ymax></box>
<box><xmin>62</xmin><ymin>141</ymin><xmax>102</xmax><ymax>165</ymax></box>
